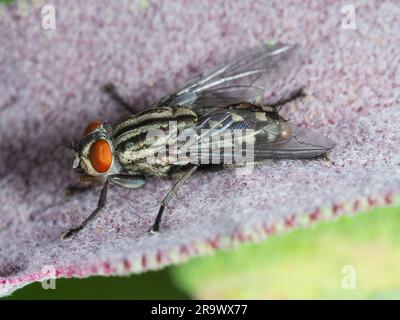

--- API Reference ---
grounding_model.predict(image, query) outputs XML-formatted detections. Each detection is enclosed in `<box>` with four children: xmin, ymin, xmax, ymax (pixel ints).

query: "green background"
<box><xmin>4</xmin><ymin>206</ymin><xmax>400</xmax><ymax>299</ymax></box>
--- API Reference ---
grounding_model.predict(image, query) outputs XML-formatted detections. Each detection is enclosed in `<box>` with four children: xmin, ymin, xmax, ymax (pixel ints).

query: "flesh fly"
<box><xmin>62</xmin><ymin>43</ymin><xmax>335</xmax><ymax>240</ymax></box>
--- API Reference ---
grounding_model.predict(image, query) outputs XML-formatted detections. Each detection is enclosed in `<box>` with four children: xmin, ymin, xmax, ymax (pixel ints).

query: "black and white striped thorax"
<box><xmin>111</xmin><ymin>106</ymin><xmax>197</xmax><ymax>174</ymax></box>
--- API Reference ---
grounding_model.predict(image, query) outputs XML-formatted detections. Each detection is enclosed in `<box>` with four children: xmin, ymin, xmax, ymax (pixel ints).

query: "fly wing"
<box><xmin>251</xmin><ymin>128</ymin><xmax>336</xmax><ymax>160</ymax></box>
<box><xmin>174</xmin><ymin>110</ymin><xmax>335</xmax><ymax>165</ymax></box>
<box><xmin>153</xmin><ymin>43</ymin><xmax>303</xmax><ymax>109</ymax></box>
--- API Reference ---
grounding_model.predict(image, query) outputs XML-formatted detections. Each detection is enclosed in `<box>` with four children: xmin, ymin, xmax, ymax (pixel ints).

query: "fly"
<box><xmin>62</xmin><ymin>43</ymin><xmax>335</xmax><ymax>240</ymax></box>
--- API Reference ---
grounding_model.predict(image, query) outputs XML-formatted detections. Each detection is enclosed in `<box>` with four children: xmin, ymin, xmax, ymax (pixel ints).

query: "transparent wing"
<box><xmin>153</xmin><ymin>43</ymin><xmax>304</xmax><ymax>109</ymax></box>
<box><xmin>174</xmin><ymin>109</ymin><xmax>335</xmax><ymax>165</ymax></box>
<box><xmin>251</xmin><ymin>128</ymin><xmax>336</xmax><ymax>160</ymax></box>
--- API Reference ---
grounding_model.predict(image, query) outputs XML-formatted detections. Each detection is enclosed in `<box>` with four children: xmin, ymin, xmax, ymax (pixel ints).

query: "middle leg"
<box><xmin>149</xmin><ymin>165</ymin><xmax>199</xmax><ymax>233</ymax></box>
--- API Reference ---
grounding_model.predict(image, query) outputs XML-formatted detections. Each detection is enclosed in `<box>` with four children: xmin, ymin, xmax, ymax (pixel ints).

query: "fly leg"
<box><xmin>102</xmin><ymin>82</ymin><xmax>138</xmax><ymax>114</ymax></box>
<box><xmin>64</xmin><ymin>184</ymin><xmax>93</xmax><ymax>199</ymax></box>
<box><xmin>62</xmin><ymin>174</ymin><xmax>145</xmax><ymax>240</ymax></box>
<box><xmin>149</xmin><ymin>165</ymin><xmax>198</xmax><ymax>233</ymax></box>
<box><xmin>264</xmin><ymin>88</ymin><xmax>306</xmax><ymax>112</ymax></box>
<box><xmin>61</xmin><ymin>178</ymin><xmax>110</xmax><ymax>240</ymax></box>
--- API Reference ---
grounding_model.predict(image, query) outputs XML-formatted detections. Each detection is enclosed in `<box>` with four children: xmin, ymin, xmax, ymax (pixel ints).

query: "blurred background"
<box><xmin>4</xmin><ymin>206</ymin><xmax>400</xmax><ymax>299</ymax></box>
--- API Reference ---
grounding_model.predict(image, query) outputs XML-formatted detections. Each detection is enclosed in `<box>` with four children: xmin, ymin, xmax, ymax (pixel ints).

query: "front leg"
<box><xmin>64</xmin><ymin>183</ymin><xmax>93</xmax><ymax>199</ymax></box>
<box><xmin>102</xmin><ymin>82</ymin><xmax>139</xmax><ymax>114</ymax></box>
<box><xmin>111</xmin><ymin>174</ymin><xmax>146</xmax><ymax>189</ymax></box>
<box><xmin>61</xmin><ymin>178</ymin><xmax>110</xmax><ymax>240</ymax></box>
<box><xmin>61</xmin><ymin>174</ymin><xmax>145</xmax><ymax>240</ymax></box>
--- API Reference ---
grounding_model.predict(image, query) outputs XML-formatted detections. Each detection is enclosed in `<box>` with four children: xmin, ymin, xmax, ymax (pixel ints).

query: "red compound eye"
<box><xmin>84</xmin><ymin>121</ymin><xmax>102</xmax><ymax>135</ymax></box>
<box><xmin>89</xmin><ymin>139</ymin><xmax>112</xmax><ymax>173</ymax></box>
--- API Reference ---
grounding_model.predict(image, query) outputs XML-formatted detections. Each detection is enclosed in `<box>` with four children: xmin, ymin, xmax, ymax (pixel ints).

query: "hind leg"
<box><xmin>264</xmin><ymin>88</ymin><xmax>306</xmax><ymax>111</ymax></box>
